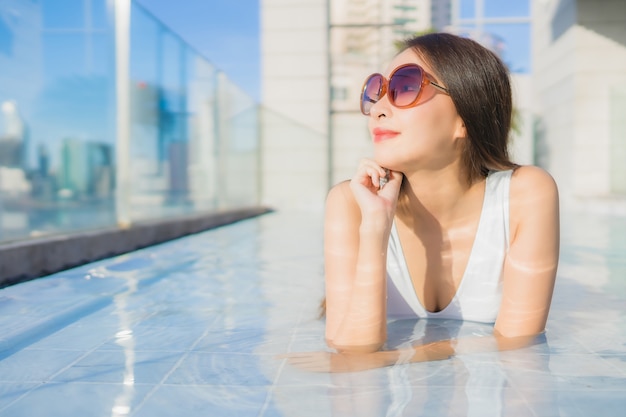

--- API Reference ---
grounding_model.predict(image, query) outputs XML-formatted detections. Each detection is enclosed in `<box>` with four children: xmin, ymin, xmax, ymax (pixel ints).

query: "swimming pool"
<box><xmin>0</xmin><ymin>210</ymin><xmax>625</xmax><ymax>416</ymax></box>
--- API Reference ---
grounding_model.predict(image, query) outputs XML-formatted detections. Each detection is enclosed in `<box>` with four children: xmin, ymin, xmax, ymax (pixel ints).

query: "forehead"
<box><xmin>384</xmin><ymin>48</ymin><xmax>433</xmax><ymax>77</ymax></box>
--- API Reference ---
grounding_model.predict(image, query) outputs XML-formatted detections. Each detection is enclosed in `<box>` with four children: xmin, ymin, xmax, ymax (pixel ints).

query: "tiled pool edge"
<box><xmin>0</xmin><ymin>206</ymin><xmax>274</xmax><ymax>288</ymax></box>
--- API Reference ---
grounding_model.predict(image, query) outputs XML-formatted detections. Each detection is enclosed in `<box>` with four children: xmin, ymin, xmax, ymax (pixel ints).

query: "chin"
<box><xmin>372</xmin><ymin>152</ymin><xmax>397</xmax><ymax>170</ymax></box>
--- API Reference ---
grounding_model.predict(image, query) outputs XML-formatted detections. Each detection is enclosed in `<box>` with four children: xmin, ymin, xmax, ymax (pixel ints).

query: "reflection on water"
<box><xmin>109</xmin><ymin>266</ymin><xmax>138</xmax><ymax>417</ymax></box>
<box><xmin>261</xmin><ymin>211</ymin><xmax>626</xmax><ymax>417</ymax></box>
<box><xmin>273</xmin><ymin>319</ymin><xmax>563</xmax><ymax>417</ymax></box>
<box><xmin>1</xmin><ymin>212</ymin><xmax>624</xmax><ymax>416</ymax></box>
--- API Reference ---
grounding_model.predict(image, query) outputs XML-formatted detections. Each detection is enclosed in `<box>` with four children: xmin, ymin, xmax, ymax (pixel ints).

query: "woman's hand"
<box><xmin>349</xmin><ymin>159</ymin><xmax>403</xmax><ymax>224</ymax></box>
<box><xmin>323</xmin><ymin>160</ymin><xmax>402</xmax><ymax>352</ymax></box>
<box><xmin>279</xmin><ymin>342</ymin><xmax>454</xmax><ymax>373</ymax></box>
<box><xmin>279</xmin><ymin>350</ymin><xmax>400</xmax><ymax>373</ymax></box>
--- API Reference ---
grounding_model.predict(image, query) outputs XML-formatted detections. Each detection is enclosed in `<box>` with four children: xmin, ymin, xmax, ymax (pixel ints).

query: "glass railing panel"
<box><xmin>128</xmin><ymin>3</ymin><xmax>192</xmax><ymax>220</ymax></box>
<box><xmin>0</xmin><ymin>0</ymin><xmax>117</xmax><ymax>243</ymax></box>
<box><xmin>216</xmin><ymin>75</ymin><xmax>260</xmax><ymax>208</ymax></box>
<box><xmin>186</xmin><ymin>53</ymin><xmax>220</xmax><ymax>212</ymax></box>
<box><xmin>0</xmin><ymin>0</ymin><xmax>294</xmax><ymax>247</ymax></box>
<box><xmin>128</xmin><ymin>2</ymin><xmax>260</xmax><ymax>220</ymax></box>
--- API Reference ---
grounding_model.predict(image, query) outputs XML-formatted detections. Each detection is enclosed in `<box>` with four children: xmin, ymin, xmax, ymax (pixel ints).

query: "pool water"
<box><xmin>0</xmin><ymin>211</ymin><xmax>625</xmax><ymax>416</ymax></box>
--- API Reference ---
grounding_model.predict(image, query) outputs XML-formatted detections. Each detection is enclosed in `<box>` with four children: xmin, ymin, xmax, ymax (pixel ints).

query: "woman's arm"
<box><xmin>324</xmin><ymin>161</ymin><xmax>402</xmax><ymax>353</ymax></box>
<box><xmin>286</xmin><ymin>166</ymin><xmax>559</xmax><ymax>372</ymax></box>
<box><xmin>495</xmin><ymin>165</ymin><xmax>560</xmax><ymax>338</ymax></box>
<box><xmin>283</xmin><ymin>332</ymin><xmax>545</xmax><ymax>373</ymax></box>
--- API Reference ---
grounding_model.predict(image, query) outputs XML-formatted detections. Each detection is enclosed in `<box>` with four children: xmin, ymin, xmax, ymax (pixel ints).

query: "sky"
<box><xmin>133</xmin><ymin>1</ymin><xmax>530</xmax><ymax>105</ymax></box>
<box><xmin>136</xmin><ymin>0</ymin><xmax>261</xmax><ymax>101</ymax></box>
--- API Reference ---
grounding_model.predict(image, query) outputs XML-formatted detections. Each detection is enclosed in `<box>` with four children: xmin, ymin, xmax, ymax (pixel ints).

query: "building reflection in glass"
<box><xmin>0</xmin><ymin>0</ymin><xmax>260</xmax><ymax>243</ymax></box>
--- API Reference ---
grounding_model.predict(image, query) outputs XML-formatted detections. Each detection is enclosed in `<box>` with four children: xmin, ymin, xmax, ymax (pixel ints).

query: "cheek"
<box><xmin>402</xmin><ymin>109</ymin><xmax>455</xmax><ymax>146</ymax></box>
<box><xmin>424</xmin><ymin>101</ymin><xmax>462</xmax><ymax>136</ymax></box>
<box><xmin>372</xmin><ymin>104</ymin><xmax>461</xmax><ymax>168</ymax></box>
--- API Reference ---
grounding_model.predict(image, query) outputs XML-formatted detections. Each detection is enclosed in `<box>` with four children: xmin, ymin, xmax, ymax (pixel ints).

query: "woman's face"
<box><xmin>368</xmin><ymin>48</ymin><xmax>466</xmax><ymax>175</ymax></box>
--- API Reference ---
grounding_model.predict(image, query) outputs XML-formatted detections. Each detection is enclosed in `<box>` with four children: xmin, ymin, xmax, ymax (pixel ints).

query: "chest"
<box><xmin>394</xmin><ymin>219</ymin><xmax>479</xmax><ymax>313</ymax></box>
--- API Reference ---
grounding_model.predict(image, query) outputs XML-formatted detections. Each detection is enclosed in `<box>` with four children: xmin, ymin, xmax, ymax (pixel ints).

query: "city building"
<box><xmin>1</xmin><ymin>0</ymin><xmax>624</xmax><ymax>243</ymax></box>
<box><xmin>261</xmin><ymin>0</ymin><xmax>452</xmax><ymax>210</ymax></box>
<box><xmin>262</xmin><ymin>0</ymin><xmax>626</xmax><ymax>211</ymax></box>
<box><xmin>0</xmin><ymin>0</ymin><xmax>261</xmax><ymax>241</ymax></box>
<box><xmin>532</xmin><ymin>0</ymin><xmax>626</xmax><ymax>210</ymax></box>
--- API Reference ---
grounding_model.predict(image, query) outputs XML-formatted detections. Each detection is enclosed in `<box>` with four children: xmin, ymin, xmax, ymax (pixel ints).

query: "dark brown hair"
<box><xmin>402</xmin><ymin>32</ymin><xmax>517</xmax><ymax>183</ymax></box>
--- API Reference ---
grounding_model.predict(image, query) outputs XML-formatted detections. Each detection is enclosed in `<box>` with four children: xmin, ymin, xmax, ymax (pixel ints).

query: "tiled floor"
<box><xmin>0</xmin><ymin>210</ymin><xmax>625</xmax><ymax>416</ymax></box>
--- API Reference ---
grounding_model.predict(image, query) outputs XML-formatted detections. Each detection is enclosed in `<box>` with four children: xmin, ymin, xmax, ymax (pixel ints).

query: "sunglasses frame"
<box><xmin>360</xmin><ymin>63</ymin><xmax>449</xmax><ymax>115</ymax></box>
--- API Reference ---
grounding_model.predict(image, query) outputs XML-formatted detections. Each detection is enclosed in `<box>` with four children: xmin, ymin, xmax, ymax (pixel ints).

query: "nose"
<box><xmin>368</xmin><ymin>91</ymin><xmax>391</xmax><ymax>118</ymax></box>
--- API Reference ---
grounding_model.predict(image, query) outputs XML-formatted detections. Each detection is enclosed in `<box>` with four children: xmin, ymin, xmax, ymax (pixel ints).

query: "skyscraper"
<box><xmin>0</xmin><ymin>100</ymin><xmax>26</xmax><ymax>168</ymax></box>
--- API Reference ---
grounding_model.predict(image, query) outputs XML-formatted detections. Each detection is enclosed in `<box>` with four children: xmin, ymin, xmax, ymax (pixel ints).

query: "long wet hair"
<box><xmin>403</xmin><ymin>32</ymin><xmax>518</xmax><ymax>183</ymax></box>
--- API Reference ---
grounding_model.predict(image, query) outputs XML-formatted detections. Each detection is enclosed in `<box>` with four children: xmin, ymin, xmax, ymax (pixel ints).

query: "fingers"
<box><xmin>378</xmin><ymin>168</ymin><xmax>390</xmax><ymax>190</ymax></box>
<box><xmin>352</xmin><ymin>159</ymin><xmax>388</xmax><ymax>190</ymax></box>
<box><xmin>275</xmin><ymin>352</ymin><xmax>316</xmax><ymax>360</ymax></box>
<box><xmin>379</xmin><ymin>168</ymin><xmax>403</xmax><ymax>189</ymax></box>
<box><xmin>348</xmin><ymin>159</ymin><xmax>403</xmax><ymax>219</ymax></box>
<box><xmin>374</xmin><ymin>169</ymin><xmax>402</xmax><ymax>205</ymax></box>
<box><xmin>275</xmin><ymin>351</ymin><xmax>334</xmax><ymax>373</ymax></box>
<box><xmin>278</xmin><ymin>350</ymin><xmax>397</xmax><ymax>373</ymax></box>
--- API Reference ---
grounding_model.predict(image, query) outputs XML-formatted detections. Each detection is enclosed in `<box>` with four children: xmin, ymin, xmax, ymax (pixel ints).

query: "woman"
<box><xmin>288</xmin><ymin>33</ymin><xmax>559</xmax><ymax>372</ymax></box>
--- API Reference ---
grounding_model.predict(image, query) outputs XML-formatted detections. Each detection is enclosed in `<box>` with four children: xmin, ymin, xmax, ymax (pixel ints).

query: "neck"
<box><xmin>398</xmin><ymin>165</ymin><xmax>482</xmax><ymax>227</ymax></box>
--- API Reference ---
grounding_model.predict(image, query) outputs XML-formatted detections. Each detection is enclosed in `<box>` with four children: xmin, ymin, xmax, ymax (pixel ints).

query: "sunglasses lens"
<box><xmin>389</xmin><ymin>66</ymin><xmax>423</xmax><ymax>107</ymax></box>
<box><xmin>361</xmin><ymin>74</ymin><xmax>383</xmax><ymax>115</ymax></box>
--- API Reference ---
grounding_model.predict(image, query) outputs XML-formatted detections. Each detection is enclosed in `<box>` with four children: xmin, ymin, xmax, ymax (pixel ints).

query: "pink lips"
<box><xmin>373</xmin><ymin>128</ymin><xmax>400</xmax><ymax>143</ymax></box>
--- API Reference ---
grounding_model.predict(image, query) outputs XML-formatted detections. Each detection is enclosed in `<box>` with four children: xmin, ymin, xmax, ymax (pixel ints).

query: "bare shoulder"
<box><xmin>326</xmin><ymin>180</ymin><xmax>354</xmax><ymax>203</ymax></box>
<box><xmin>510</xmin><ymin>165</ymin><xmax>559</xmax><ymax>203</ymax></box>
<box><xmin>324</xmin><ymin>180</ymin><xmax>362</xmax><ymax>250</ymax></box>
<box><xmin>326</xmin><ymin>180</ymin><xmax>359</xmax><ymax>214</ymax></box>
<box><xmin>509</xmin><ymin>165</ymin><xmax>560</xmax><ymax>238</ymax></box>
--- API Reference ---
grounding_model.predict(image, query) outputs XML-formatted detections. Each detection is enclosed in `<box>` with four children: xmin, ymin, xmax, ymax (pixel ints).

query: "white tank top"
<box><xmin>386</xmin><ymin>170</ymin><xmax>512</xmax><ymax>323</ymax></box>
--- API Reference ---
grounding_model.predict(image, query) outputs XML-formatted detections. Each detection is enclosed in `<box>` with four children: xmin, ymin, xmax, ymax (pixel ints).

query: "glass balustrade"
<box><xmin>0</xmin><ymin>0</ymin><xmax>308</xmax><ymax>243</ymax></box>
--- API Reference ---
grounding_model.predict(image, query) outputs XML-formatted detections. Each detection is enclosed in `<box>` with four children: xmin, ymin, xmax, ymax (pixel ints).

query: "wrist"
<box><xmin>359</xmin><ymin>216</ymin><xmax>393</xmax><ymax>235</ymax></box>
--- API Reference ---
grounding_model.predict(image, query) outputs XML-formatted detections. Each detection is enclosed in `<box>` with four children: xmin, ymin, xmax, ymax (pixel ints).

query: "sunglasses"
<box><xmin>360</xmin><ymin>63</ymin><xmax>449</xmax><ymax>115</ymax></box>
